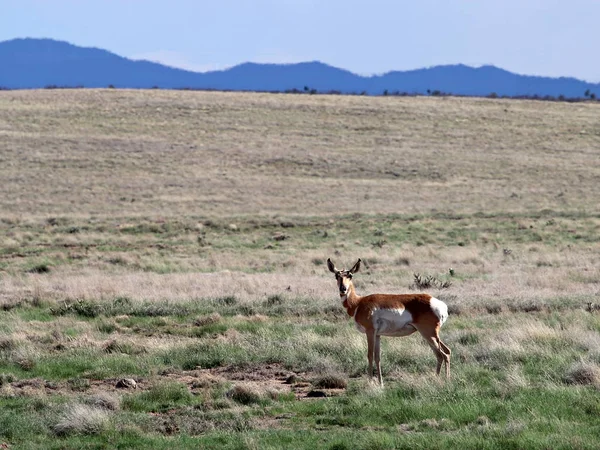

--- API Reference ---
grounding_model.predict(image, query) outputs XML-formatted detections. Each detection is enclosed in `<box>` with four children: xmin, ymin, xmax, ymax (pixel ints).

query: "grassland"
<box><xmin>0</xmin><ymin>89</ymin><xmax>599</xmax><ymax>449</ymax></box>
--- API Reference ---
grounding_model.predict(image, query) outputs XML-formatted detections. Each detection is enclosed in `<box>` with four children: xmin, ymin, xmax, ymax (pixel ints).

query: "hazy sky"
<box><xmin>2</xmin><ymin>0</ymin><xmax>599</xmax><ymax>81</ymax></box>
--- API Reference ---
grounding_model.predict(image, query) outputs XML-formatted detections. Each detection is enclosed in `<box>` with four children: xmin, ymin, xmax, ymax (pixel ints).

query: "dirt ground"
<box><xmin>1</xmin><ymin>363</ymin><xmax>347</xmax><ymax>401</ymax></box>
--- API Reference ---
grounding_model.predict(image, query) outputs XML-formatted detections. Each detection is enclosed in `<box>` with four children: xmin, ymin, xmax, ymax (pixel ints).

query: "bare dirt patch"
<box><xmin>175</xmin><ymin>363</ymin><xmax>347</xmax><ymax>400</ymax></box>
<box><xmin>1</xmin><ymin>363</ymin><xmax>347</xmax><ymax>400</ymax></box>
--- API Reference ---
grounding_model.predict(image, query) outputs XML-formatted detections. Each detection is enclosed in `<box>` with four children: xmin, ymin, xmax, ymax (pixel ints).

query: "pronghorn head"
<box><xmin>327</xmin><ymin>258</ymin><xmax>361</xmax><ymax>297</ymax></box>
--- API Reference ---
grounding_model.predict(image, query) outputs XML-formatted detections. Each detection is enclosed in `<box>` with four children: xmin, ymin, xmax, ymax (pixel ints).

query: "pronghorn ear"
<box><xmin>350</xmin><ymin>258</ymin><xmax>362</xmax><ymax>274</ymax></box>
<box><xmin>326</xmin><ymin>258</ymin><xmax>337</xmax><ymax>273</ymax></box>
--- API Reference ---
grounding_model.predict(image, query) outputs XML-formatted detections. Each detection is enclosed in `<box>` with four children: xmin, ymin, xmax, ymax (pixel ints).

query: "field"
<box><xmin>1</xmin><ymin>89</ymin><xmax>600</xmax><ymax>449</ymax></box>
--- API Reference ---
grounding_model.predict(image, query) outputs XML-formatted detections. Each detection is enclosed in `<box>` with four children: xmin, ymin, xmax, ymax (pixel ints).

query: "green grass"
<box><xmin>2</xmin><ymin>378</ymin><xmax>599</xmax><ymax>449</ymax></box>
<box><xmin>1</xmin><ymin>212</ymin><xmax>599</xmax><ymax>276</ymax></box>
<box><xmin>122</xmin><ymin>382</ymin><xmax>197</xmax><ymax>412</ymax></box>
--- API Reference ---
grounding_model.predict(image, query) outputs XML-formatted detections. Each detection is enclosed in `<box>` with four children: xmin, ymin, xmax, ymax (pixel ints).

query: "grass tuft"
<box><xmin>227</xmin><ymin>383</ymin><xmax>264</xmax><ymax>405</ymax></box>
<box><xmin>53</xmin><ymin>403</ymin><xmax>110</xmax><ymax>436</ymax></box>
<box><xmin>84</xmin><ymin>392</ymin><xmax>121</xmax><ymax>411</ymax></box>
<box><xmin>563</xmin><ymin>361</ymin><xmax>600</xmax><ymax>386</ymax></box>
<box><xmin>26</xmin><ymin>263</ymin><xmax>51</xmax><ymax>274</ymax></box>
<box><xmin>194</xmin><ymin>312</ymin><xmax>222</xmax><ymax>326</ymax></box>
<box><xmin>312</xmin><ymin>373</ymin><xmax>348</xmax><ymax>389</ymax></box>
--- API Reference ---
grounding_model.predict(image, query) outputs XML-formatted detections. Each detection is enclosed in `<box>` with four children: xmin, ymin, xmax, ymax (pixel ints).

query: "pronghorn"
<box><xmin>327</xmin><ymin>258</ymin><xmax>450</xmax><ymax>385</ymax></box>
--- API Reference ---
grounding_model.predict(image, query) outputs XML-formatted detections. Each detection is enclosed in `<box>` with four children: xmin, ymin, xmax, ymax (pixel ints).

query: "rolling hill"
<box><xmin>1</xmin><ymin>37</ymin><xmax>598</xmax><ymax>97</ymax></box>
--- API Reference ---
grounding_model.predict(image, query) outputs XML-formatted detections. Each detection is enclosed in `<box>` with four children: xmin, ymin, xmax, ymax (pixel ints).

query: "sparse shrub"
<box><xmin>410</xmin><ymin>273</ymin><xmax>452</xmax><ymax>290</ymax></box>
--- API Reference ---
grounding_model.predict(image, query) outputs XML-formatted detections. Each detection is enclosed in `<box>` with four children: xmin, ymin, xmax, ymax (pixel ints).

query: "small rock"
<box><xmin>305</xmin><ymin>390</ymin><xmax>327</xmax><ymax>398</ymax></box>
<box><xmin>116</xmin><ymin>378</ymin><xmax>137</xmax><ymax>389</ymax></box>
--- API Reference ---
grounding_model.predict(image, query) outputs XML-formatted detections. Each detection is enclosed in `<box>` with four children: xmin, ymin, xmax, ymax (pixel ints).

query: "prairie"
<box><xmin>0</xmin><ymin>89</ymin><xmax>599</xmax><ymax>449</ymax></box>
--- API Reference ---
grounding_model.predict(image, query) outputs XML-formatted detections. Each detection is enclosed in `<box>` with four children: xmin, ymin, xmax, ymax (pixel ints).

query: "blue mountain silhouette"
<box><xmin>1</xmin><ymin>38</ymin><xmax>598</xmax><ymax>97</ymax></box>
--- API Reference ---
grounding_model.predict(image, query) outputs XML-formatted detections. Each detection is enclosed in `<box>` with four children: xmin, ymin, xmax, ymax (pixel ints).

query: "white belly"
<box><xmin>372</xmin><ymin>308</ymin><xmax>416</xmax><ymax>337</ymax></box>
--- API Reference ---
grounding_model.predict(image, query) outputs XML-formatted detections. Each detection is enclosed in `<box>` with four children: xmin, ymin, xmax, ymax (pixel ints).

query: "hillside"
<box><xmin>1</xmin><ymin>89</ymin><xmax>599</xmax><ymax>219</ymax></box>
<box><xmin>1</xmin><ymin>38</ymin><xmax>599</xmax><ymax>97</ymax></box>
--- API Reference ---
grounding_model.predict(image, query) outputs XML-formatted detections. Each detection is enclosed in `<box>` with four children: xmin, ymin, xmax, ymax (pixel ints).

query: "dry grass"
<box><xmin>1</xmin><ymin>89</ymin><xmax>599</xmax><ymax>318</ymax></box>
<box><xmin>1</xmin><ymin>90</ymin><xmax>599</xmax><ymax>219</ymax></box>
<box><xmin>53</xmin><ymin>403</ymin><xmax>111</xmax><ymax>436</ymax></box>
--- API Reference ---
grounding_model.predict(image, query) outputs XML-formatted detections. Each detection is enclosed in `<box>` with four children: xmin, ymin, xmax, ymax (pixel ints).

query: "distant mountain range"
<box><xmin>1</xmin><ymin>38</ymin><xmax>599</xmax><ymax>98</ymax></box>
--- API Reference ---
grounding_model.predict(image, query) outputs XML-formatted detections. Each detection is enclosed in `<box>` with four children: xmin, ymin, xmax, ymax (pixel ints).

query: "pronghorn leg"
<box><xmin>438</xmin><ymin>340</ymin><xmax>451</xmax><ymax>378</ymax></box>
<box><xmin>366</xmin><ymin>330</ymin><xmax>376</xmax><ymax>380</ymax></box>
<box><xmin>374</xmin><ymin>334</ymin><xmax>383</xmax><ymax>386</ymax></box>
<box><xmin>418</xmin><ymin>328</ymin><xmax>450</xmax><ymax>377</ymax></box>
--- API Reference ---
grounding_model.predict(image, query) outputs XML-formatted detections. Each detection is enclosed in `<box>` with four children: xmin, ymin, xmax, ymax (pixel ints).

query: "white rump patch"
<box><xmin>372</xmin><ymin>307</ymin><xmax>416</xmax><ymax>337</ymax></box>
<box><xmin>430</xmin><ymin>297</ymin><xmax>449</xmax><ymax>325</ymax></box>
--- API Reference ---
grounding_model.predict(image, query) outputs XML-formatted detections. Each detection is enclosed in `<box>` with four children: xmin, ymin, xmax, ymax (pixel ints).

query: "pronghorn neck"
<box><xmin>341</xmin><ymin>283</ymin><xmax>361</xmax><ymax>315</ymax></box>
